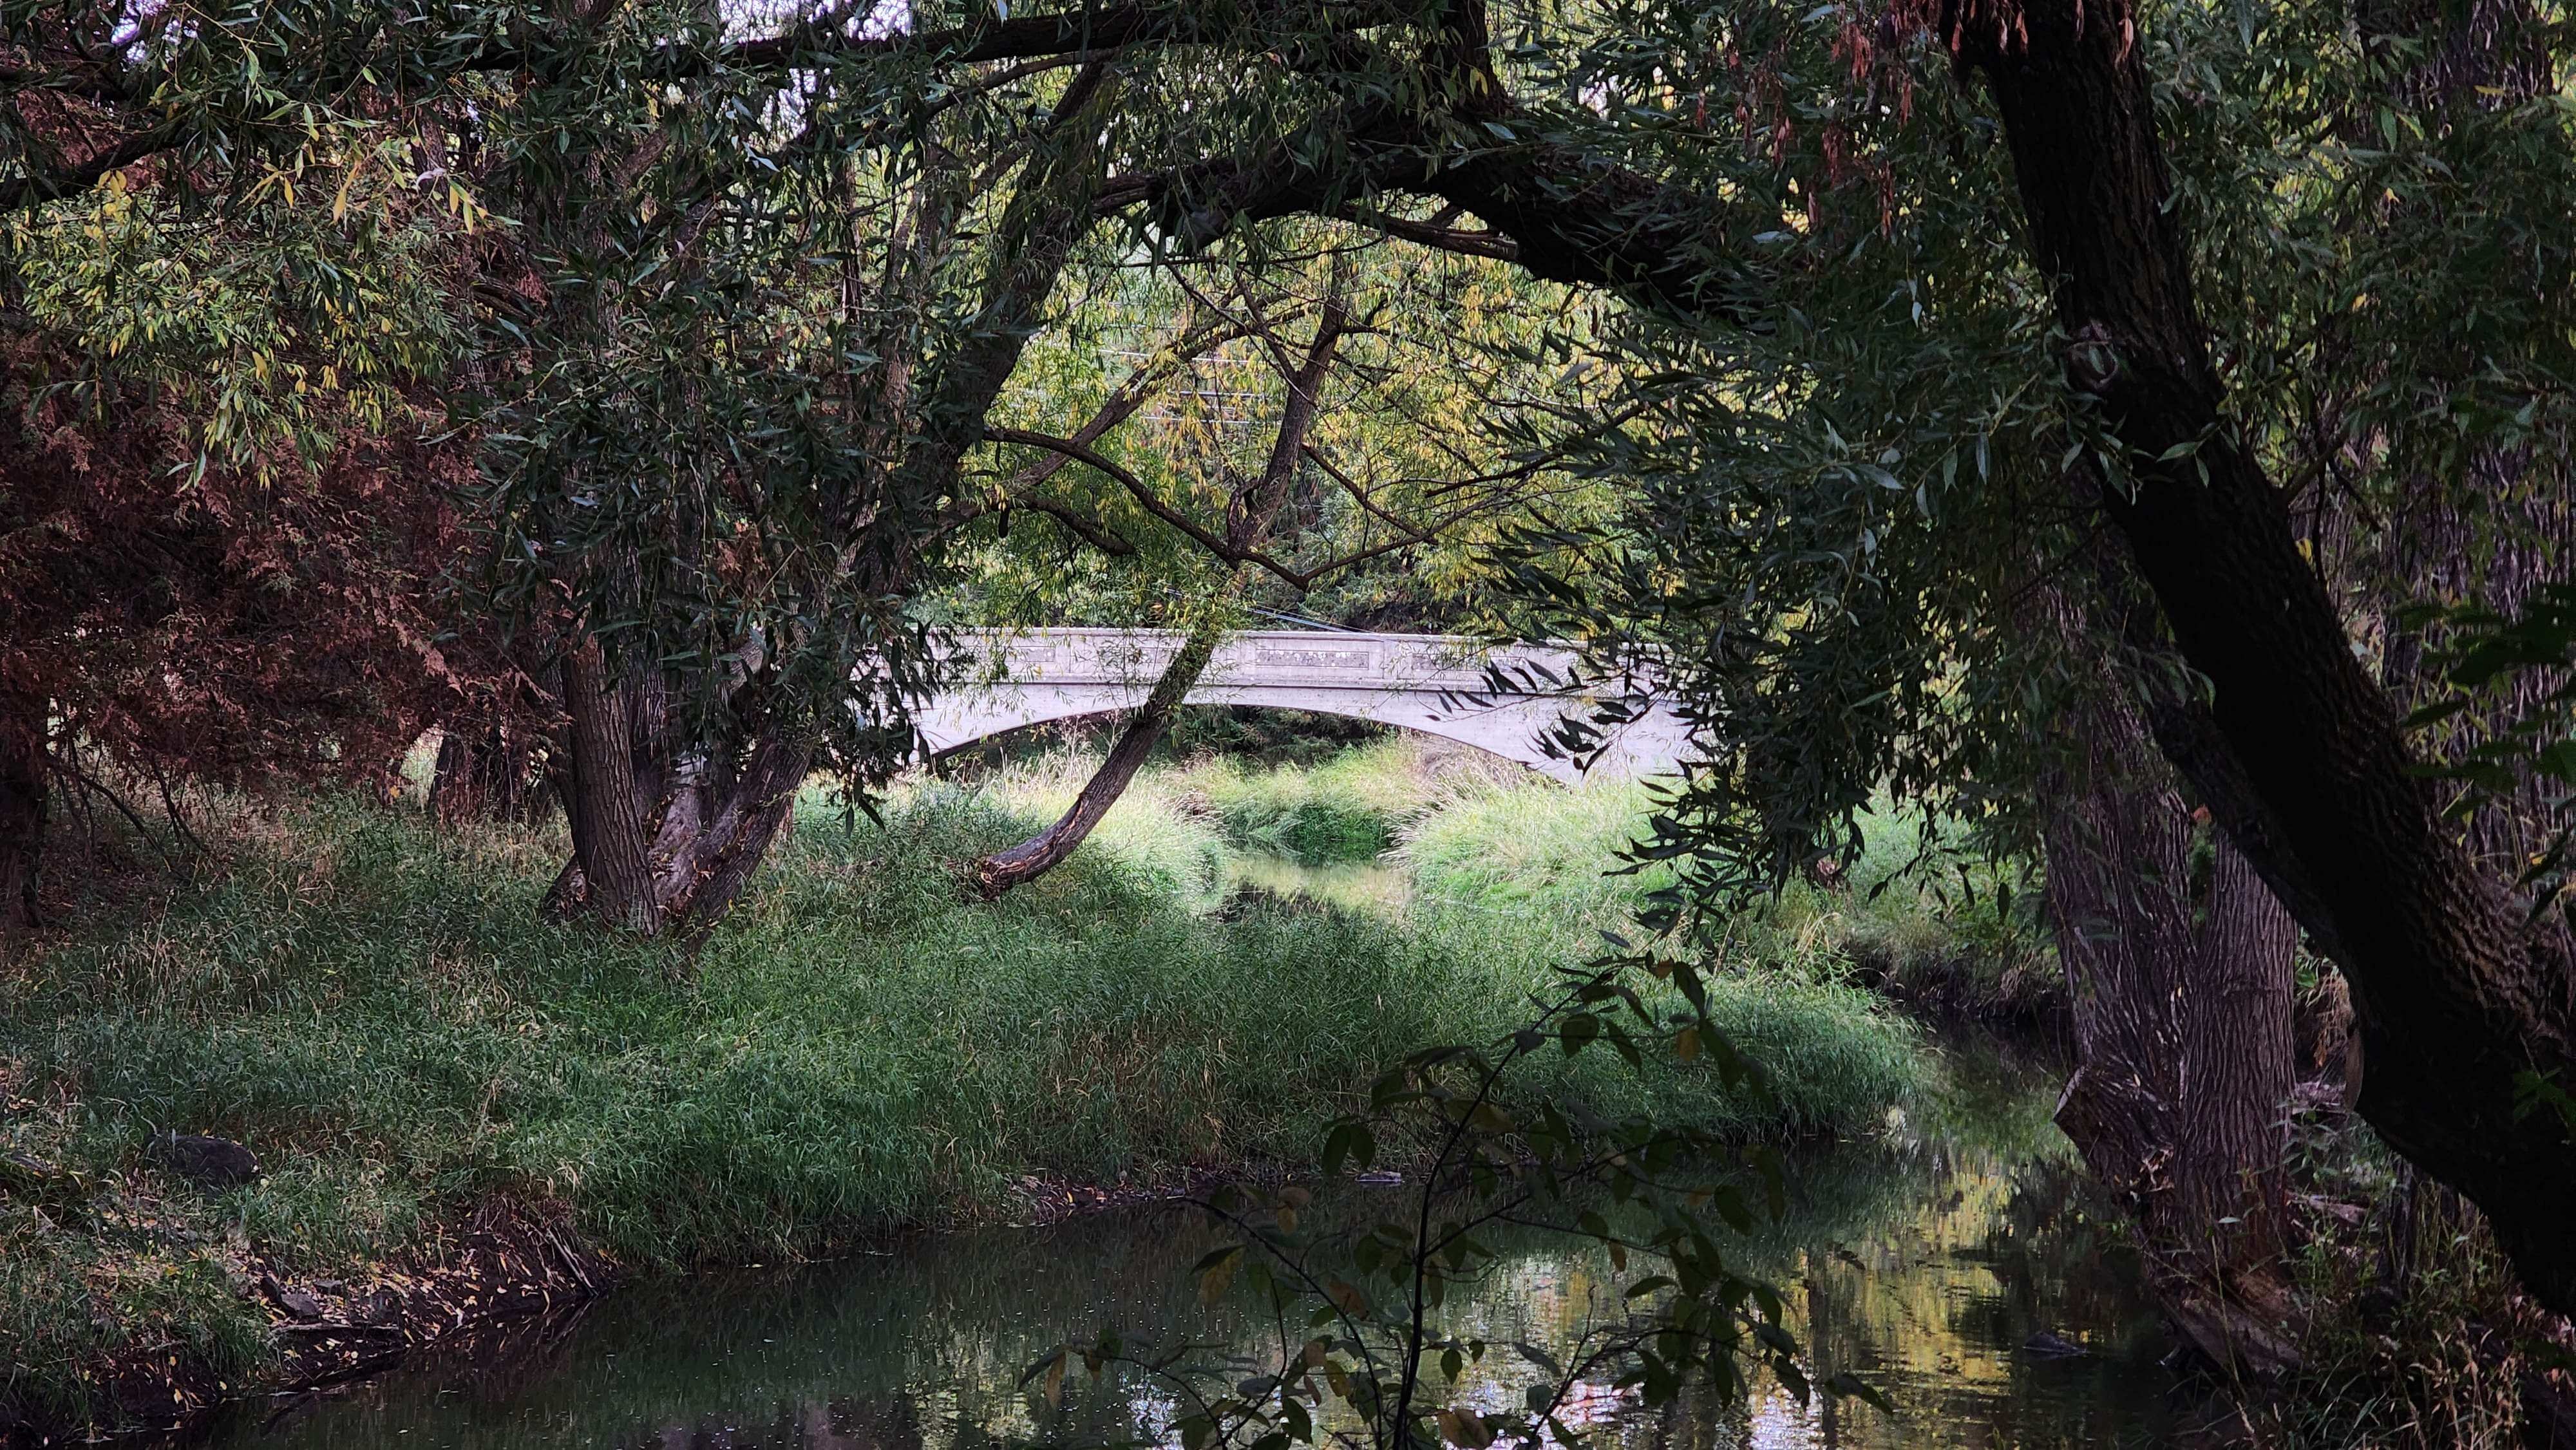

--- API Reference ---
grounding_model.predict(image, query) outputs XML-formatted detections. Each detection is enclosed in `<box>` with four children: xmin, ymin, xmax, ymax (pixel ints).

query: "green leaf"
<box><xmin>1197</xmin><ymin>1246</ymin><xmax>1245</xmax><ymax>1307</ymax></box>
<box><xmin>1560</xmin><ymin>1012</ymin><xmax>1601</xmax><ymax>1056</ymax></box>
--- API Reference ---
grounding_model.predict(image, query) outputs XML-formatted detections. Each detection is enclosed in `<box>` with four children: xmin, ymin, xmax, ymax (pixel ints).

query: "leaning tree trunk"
<box><xmin>973</xmin><ymin>284</ymin><xmax>1351</xmax><ymax>899</ymax></box>
<box><xmin>0</xmin><ymin>718</ymin><xmax>45</xmax><ymax>942</ymax></box>
<box><xmin>974</xmin><ymin>618</ymin><xmax>1227</xmax><ymax>898</ymax></box>
<box><xmin>2045</xmin><ymin>661</ymin><xmax>2301</xmax><ymax>1375</ymax></box>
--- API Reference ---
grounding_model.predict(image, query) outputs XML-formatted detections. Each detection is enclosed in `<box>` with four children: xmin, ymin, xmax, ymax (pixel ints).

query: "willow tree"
<box><xmin>455</xmin><ymin>22</ymin><xmax>1135</xmax><ymax>935</ymax></box>
<box><xmin>1378</xmin><ymin>0</ymin><xmax>2576</xmax><ymax>1342</ymax></box>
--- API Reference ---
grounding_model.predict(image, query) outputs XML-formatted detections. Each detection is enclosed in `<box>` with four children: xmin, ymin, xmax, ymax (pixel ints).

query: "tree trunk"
<box><xmin>430</xmin><ymin>727</ymin><xmax>542</xmax><ymax>825</ymax></box>
<box><xmin>558</xmin><ymin>637</ymin><xmax>667</xmax><ymax>936</ymax></box>
<box><xmin>546</xmin><ymin>637</ymin><xmax>817</xmax><ymax>941</ymax></box>
<box><xmin>2167</xmin><ymin>839</ymin><xmax>2301</xmax><ymax>1368</ymax></box>
<box><xmin>2361</xmin><ymin>0</ymin><xmax>2568</xmax><ymax>956</ymax></box>
<box><xmin>974</xmin><ymin>618</ymin><xmax>1226</xmax><ymax>897</ymax></box>
<box><xmin>2045</xmin><ymin>664</ymin><xmax>2300</xmax><ymax>1375</ymax></box>
<box><xmin>1951</xmin><ymin>0</ymin><xmax>2576</xmax><ymax>1315</ymax></box>
<box><xmin>0</xmin><ymin>720</ymin><xmax>45</xmax><ymax>943</ymax></box>
<box><xmin>972</xmin><ymin>283</ymin><xmax>1350</xmax><ymax>898</ymax></box>
<box><xmin>645</xmin><ymin>731</ymin><xmax>811</xmax><ymax>939</ymax></box>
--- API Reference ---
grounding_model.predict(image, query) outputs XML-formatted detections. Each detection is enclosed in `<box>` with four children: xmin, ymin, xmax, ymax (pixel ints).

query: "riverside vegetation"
<box><xmin>1</xmin><ymin>735</ymin><xmax>1944</xmax><ymax>1435</ymax></box>
<box><xmin>5</xmin><ymin>735</ymin><xmax>2562</xmax><ymax>1445</ymax></box>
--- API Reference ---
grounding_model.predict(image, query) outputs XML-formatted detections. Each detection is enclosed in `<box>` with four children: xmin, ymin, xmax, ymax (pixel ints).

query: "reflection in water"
<box><xmin>190</xmin><ymin>1046</ymin><xmax>2174</xmax><ymax>1450</ymax></box>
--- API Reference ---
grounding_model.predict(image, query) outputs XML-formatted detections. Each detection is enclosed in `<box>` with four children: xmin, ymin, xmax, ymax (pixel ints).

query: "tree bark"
<box><xmin>647</xmin><ymin>730</ymin><xmax>813</xmax><ymax>937</ymax></box>
<box><xmin>558</xmin><ymin>637</ymin><xmax>667</xmax><ymax>936</ymax></box>
<box><xmin>546</xmin><ymin>639</ymin><xmax>820</xmax><ymax>941</ymax></box>
<box><xmin>973</xmin><ymin>617</ymin><xmax>1226</xmax><ymax>897</ymax></box>
<box><xmin>0</xmin><ymin>719</ymin><xmax>45</xmax><ymax>943</ymax></box>
<box><xmin>2358</xmin><ymin>0</ymin><xmax>2567</xmax><ymax>953</ymax></box>
<box><xmin>2045</xmin><ymin>663</ymin><xmax>2301</xmax><ymax>1375</ymax></box>
<box><xmin>1949</xmin><ymin>0</ymin><xmax>2576</xmax><ymax>1315</ymax></box>
<box><xmin>2167</xmin><ymin>838</ymin><xmax>2301</xmax><ymax>1368</ymax></box>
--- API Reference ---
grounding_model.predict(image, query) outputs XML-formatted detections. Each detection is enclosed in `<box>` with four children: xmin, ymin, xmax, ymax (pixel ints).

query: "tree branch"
<box><xmin>1018</xmin><ymin>496</ymin><xmax>1139</xmax><ymax>554</ymax></box>
<box><xmin>983</xmin><ymin>426</ymin><xmax>1318</xmax><ymax>588</ymax></box>
<box><xmin>0</xmin><ymin>118</ymin><xmax>180</xmax><ymax>214</ymax></box>
<box><xmin>1302</xmin><ymin>443</ymin><xmax>1435</xmax><ymax>545</ymax></box>
<box><xmin>938</xmin><ymin>310</ymin><xmax>1258</xmax><ymax>536</ymax></box>
<box><xmin>1338</xmin><ymin>203</ymin><xmax>1520</xmax><ymax>262</ymax></box>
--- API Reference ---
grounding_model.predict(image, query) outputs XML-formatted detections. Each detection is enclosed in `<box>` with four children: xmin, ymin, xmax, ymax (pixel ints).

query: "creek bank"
<box><xmin>2</xmin><ymin>751</ymin><xmax>1930</xmax><ymax>1440</ymax></box>
<box><xmin>1</xmin><ymin>1199</ymin><xmax>609</xmax><ymax>1447</ymax></box>
<box><xmin>5</xmin><ymin>1163</ymin><xmax>1236</xmax><ymax>1445</ymax></box>
<box><xmin>31</xmin><ymin>1069</ymin><xmax>1973</xmax><ymax>1445</ymax></box>
<box><xmin>165</xmin><ymin>1039</ymin><xmax>2181</xmax><ymax>1450</ymax></box>
<box><xmin>252</xmin><ymin>1200</ymin><xmax>609</xmax><ymax>1396</ymax></box>
<box><xmin>1843</xmin><ymin>942</ymin><xmax>2069</xmax><ymax>1040</ymax></box>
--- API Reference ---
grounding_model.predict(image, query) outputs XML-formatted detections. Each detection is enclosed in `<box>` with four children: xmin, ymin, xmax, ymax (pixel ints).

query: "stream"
<box><xmin>185</xmin><ymin>856</ymin><xmax>2181</xmax><ymax>1449</ymax></box>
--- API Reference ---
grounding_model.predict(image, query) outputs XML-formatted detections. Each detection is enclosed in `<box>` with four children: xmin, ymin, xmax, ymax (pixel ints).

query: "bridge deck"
<box><xmin>918</xmin><ymin>629</ymin><xmax>1686</xmax><ymax>782</ymax></box>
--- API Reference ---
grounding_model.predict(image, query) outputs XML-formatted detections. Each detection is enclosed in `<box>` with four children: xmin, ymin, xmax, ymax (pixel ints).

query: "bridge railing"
<box><xmin>938</xmin><ymin>627</ymin><xmax>1600</xmax><ymax>697</ymax></box>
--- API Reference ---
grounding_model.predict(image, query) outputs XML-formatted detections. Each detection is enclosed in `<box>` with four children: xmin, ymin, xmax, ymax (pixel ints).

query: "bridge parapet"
<box><xmin>920</xmin><ymin>628</ymin><xmax>1685</xmax><ymax>782</ymax></box>
<box><xmin>958</xmin><ymin>628</ymin><xmax>1585</xmax><ymax>695</ymax></box>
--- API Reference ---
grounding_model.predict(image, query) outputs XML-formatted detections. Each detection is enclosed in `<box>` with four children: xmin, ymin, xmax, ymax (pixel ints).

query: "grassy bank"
<box><xmin>1</xmin><ymin>748</ymin><xmax>1924</xmax><ymax>1432</ymax></box>
<box><xmin>1399</xmin><ymin>771</ymin><xmax>2061</xmax><ymax>1024</ymax></box>
<box><xmin>1179</xmin><ymin>737</ymin><xmax>1500</xmax><ymax>863</ymax></box>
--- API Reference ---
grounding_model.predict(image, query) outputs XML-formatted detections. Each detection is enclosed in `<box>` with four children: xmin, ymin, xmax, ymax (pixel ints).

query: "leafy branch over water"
<box><xmin>1024</xmin><ymin>954</ymin><xmax>1890</xmax><ymax>1450</ymax></box>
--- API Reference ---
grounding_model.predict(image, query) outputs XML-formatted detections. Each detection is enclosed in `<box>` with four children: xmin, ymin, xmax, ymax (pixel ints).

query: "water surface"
<box><xmin>190</xmin><ymin>1046</ymin><xmax>2175</xmax><ymax>1450</ymax></box>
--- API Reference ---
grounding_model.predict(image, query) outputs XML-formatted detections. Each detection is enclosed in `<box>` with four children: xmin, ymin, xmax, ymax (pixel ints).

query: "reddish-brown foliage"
<box><xmin>0</xmin><ymin>335</ymin><xmax>520</xmax><ymax>927</ymax></box>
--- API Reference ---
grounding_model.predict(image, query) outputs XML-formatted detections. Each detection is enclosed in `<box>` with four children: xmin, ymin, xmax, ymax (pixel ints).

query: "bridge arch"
<box><xmin>916</xmin><ymin>629</ymin><xmax>1686</xmax><ymax>783</ymax></box>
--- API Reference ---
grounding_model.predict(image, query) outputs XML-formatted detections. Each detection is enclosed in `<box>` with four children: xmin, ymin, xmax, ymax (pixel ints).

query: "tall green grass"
<box><xmin>1399</xmin><ymin>777</ymin><xmax>1674</xmax><ymax>930</ymax></box>
<box><xmin>1400</xmin><ymin>776</ymin><xmax>2054</xmax><ymax>1015</ymax></box>
<box><xmin>1171</xmin><ymin>736</ymin><xmax>1513</xmax><ymax>864</ymax></box>
<box><xmin>1390</xmin><ymin>778</ymin><xmax>1922</xmax><ymax>1133</ymax></box>
<box><xmin>2</xmin><ymin>749</ymin><xmax>1928</xmax><ymax>1429</ymax></box>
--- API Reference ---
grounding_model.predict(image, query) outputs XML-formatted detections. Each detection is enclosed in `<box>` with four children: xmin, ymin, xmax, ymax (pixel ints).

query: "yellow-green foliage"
<box><xmin>9</xmin><ymin>163</ymin><xmax>462</xmax><ymax>475</ymax></box>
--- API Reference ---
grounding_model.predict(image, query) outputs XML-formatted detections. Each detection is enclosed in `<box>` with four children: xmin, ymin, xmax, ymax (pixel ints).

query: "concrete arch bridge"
<box><xmin>920</xmin><ymin>628</ymin><xmax>1687</xmax><ymax>782</ymax></box>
